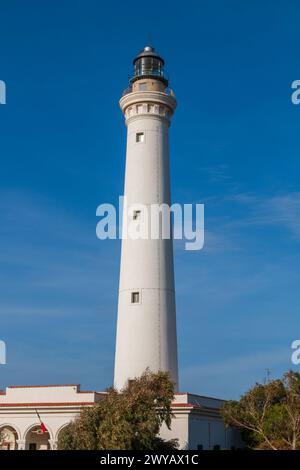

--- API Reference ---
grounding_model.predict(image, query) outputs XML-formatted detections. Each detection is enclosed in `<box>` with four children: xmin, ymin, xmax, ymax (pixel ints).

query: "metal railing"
<box><xmin>122</xmin><ymin>86</ymin><xmax>175</xmax><ymax>97</ymax></box>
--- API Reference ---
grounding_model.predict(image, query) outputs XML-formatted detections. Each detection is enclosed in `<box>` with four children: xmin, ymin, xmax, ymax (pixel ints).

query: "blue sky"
<box><xmin>0</xmin><ymin>0</ymin><xmax>300</xmax><ymax>399</ymax></box>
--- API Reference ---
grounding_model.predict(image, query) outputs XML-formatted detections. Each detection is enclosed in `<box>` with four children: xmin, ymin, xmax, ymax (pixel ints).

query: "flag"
<box><xmin>40</xmin><ymin>422</ymin><xmax>47</xmax><ymax>433</ymax></box>
<box><xmin>35</xmin><ymin>409</ymin><xmax>47</xmax><ymax>434</ymax></box>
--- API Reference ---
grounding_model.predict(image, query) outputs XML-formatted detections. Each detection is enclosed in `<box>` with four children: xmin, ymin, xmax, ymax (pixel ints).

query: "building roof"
<box><xmin>0</xmin><ymin>386</ymin><xmax>224</xmax><ymax>412</ymax></box>
<box><xmin>0</xmin><ymin>384</ymin><xmax>105</xmax><ymax>408</ymax></box>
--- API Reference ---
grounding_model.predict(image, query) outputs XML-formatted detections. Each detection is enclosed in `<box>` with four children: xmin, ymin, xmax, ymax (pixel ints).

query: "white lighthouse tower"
<box><xmin>114</xmin><ymin>46</ymin><xmax>179</xmax><ymax>391</ymax></box>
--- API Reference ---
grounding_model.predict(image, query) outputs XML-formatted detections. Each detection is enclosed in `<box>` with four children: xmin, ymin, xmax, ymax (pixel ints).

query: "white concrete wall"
<box><xmin>160</xmin><ymin>395</ymin><xmax>243</xmax><ymax>450</ymax></box>
<box><xmin>114</xmin><ymin>89</ymin><xmax>179</xmax><ymax>391</ymax></box>
<box><xmin>160</xmin><ymin>412</ymin><xmax>189</xmax><ymax>450</ymax></box>
<box><xmin>0</xmin><ymin>385</ymin><xmax>103</xmax><ymax>450</ymax></box>
<box><xmin>189</xmin><ymin>416</ymin><xmax>226</xmax><ymax>450</ymax></box>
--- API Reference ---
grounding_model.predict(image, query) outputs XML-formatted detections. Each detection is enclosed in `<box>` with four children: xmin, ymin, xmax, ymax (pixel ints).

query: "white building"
<box><xmin>0</xmin><ymin>385</ymin><xmax>242</xmax><ymax>450</ymax></box>
<box><xmin>0</xmin><ymin>46</ymin><xmax>243</xmax><ymax>450</ymax></box>
<box><xmin>0</xmin><ymin>384</ymin><xmax>104</xmax><ymax>450</ymax></box>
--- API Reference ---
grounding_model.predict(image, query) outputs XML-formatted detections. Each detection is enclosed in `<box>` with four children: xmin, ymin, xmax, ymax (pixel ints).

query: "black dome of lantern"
<box><xmin>130</xmin><ymin>46</ymin><xmax>168</xmax><ymax>85</ymax></box>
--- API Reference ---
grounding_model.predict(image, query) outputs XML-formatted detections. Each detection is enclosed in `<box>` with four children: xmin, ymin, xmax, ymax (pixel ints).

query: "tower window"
<box><xmin>133</xmin><ymin>210</ymin><xmax>141</xmax><ymax>220</ymax></box>
<box><xmin>139</xmin><ymin>82</ymin><xmax>147</xmax><ymax>91</ymax></box>
<box><xmin>136</xmin><ymin>132</ymin><xmax>144</xmax><ymax>143</ymax></box>
<box><xmin>131</xmin><ymin>292</ymin><xmax>140</xmax><ymax>304</ymax></box>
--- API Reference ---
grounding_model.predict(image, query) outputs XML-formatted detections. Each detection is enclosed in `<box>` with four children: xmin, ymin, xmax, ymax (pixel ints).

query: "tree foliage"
<box><xmin>58</xmin><ymin>370</ymin><xmax>178</xmax><ymax>450</ymax></box>
<box><xmin>222</xmin><ymin>370</ymin><xmax>300</xmax><ymax>450</ymax></box>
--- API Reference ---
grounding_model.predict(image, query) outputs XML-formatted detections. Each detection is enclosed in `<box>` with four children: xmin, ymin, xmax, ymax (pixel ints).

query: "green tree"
<box><xmin>222</xmin><ymin>370</ymin><xmax>300</xmax><ymax>450</ymax></box>
<box><xmin>58</xmin><ymin>370</ymin><xmax>178</xmax><ymax>450</ymax></box>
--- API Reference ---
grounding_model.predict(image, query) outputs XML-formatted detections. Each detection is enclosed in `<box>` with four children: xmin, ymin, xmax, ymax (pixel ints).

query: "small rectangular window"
<box><xmin>139</xmin><ymin>83</ymin><xmax>147</xmax><ymax>91</ymax></box>
<box><xmin>136</xmin><ymin>132</ymin><xmax>144</xmax><ymax>143</ymax></box>
<box><xmin>133</xmin><ymin>210</ymin><xmax>141</xmax><ymax>220</ymax></box>
<box><xmin>131</xmin><ymin>292</ymin><xmax>140</xmax><ymax>303</ymax></box>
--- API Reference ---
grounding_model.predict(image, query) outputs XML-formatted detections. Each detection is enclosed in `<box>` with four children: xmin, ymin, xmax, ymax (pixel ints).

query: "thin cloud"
<box><xmin>181</xmin><ymin>347</ymin><xmax>291</xmax><ymax>400</ymax></box>
<box><xmin>225</xmin><ymin>192</ymin><xmax>300</xmax><ymax>238</ymax></box>
<box><xmin>0</xmin><ymin>189</ymin><xmax>119</xmax><ymax>313</ymax></box>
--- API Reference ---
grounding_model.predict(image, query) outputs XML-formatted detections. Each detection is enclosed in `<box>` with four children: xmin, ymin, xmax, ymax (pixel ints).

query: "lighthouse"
<box><xmin>114</xmin><ymin>46</ymin><xmax>179</xmax><ymax>391</ymax></box>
